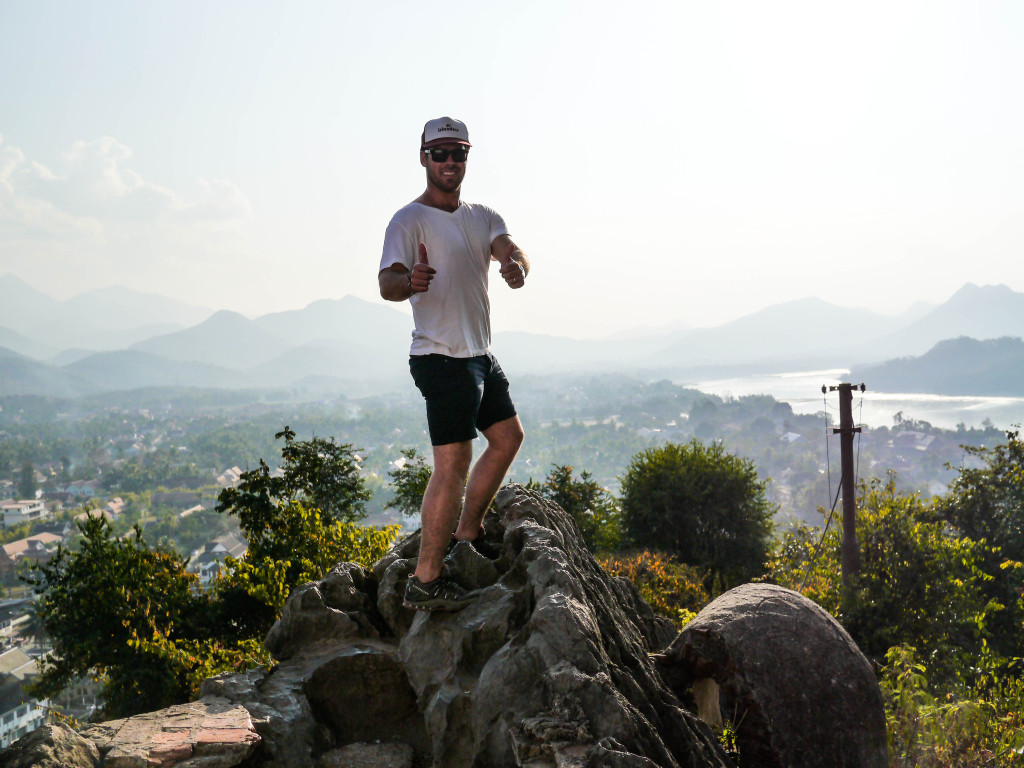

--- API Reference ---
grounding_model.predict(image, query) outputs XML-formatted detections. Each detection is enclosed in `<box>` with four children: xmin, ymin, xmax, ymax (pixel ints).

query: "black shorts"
<box><xmin>409</xmin><ymin>353</ymin><xmax>517</xmax><ymax>446</ymax></box>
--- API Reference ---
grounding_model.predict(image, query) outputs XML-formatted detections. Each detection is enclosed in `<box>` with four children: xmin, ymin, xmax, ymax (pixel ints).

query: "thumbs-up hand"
<box><xmin>499</xmin><ymin>241</ymin><xmax>525</xmax><ymax>289</ymax></box>
<box><xmin>410</xmin><ymin>242</ymin><xmax>436</xmax><ymax>293</ymax></box>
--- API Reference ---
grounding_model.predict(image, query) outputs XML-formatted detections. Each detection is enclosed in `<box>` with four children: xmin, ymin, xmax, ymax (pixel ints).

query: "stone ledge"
<box><xmin>78</xmin><ymin>696</ymin><xmax>259</xmax><ymax>768</ymax></box>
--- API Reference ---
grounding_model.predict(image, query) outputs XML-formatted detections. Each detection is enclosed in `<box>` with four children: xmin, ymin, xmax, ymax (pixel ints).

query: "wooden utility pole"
<box><xmin>826</xmin><ymin>383</ymin><xmax>865</xmax><ymax>586</ymax></box>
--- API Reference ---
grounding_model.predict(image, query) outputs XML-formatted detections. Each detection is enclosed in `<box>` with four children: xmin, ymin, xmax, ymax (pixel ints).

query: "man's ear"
<box><xmin>419</xmin><ymin>150</ymin><xmax>427</xmax><ymax>168</ymax></box>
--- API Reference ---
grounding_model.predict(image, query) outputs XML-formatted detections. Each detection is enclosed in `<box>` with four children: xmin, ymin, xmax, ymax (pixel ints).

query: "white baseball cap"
<box><xmin>421</xmin><ymin>117</ymin><xmax>472</xmax><ymax>148</ymax></box>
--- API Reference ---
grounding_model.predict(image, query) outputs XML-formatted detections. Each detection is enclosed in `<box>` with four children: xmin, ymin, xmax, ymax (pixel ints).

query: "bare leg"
<box><xmin>415</xmin><ymin>440</ymin><xmax>472</xmax><ymax>583</ymax></box>
<box><xmin>455</xmin><ymin>416</ymin><xmax>524</xmax><ymax>541</ymax></box>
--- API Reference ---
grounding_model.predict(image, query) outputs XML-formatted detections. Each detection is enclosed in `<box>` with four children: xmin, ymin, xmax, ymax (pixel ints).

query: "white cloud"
<box><xmin>0</xmin><ymin>136</ymin><xmax>254</xmax><ymax>302</ymax></box>
<box><xmin>177</xmin><ymin>178</ymin><xmax>253</xmax><ymax>224</ymax></box>
<box><xmin>63</xmin><ymin>137</ymin><xmax>135</xmax><ymax>199</ymax></box>
<box><xmin>0</xmin><ymin>139</ymin><xmax>102</xmax><ymax>239</ymax></box>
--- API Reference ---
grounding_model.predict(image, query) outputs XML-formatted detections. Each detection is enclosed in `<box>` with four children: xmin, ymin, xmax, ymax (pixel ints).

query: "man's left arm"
<box><xmin>491</xmin><ymin>234</ymin><xmax>529</xmax><ymax>289</ymax></box>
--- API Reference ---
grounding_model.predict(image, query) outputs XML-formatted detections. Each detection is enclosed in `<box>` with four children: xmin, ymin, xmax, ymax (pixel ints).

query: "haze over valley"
<box><xmin>3</xmin><ymin>274</ymin><xmax>1024</xmax><ymax>418</ymax></box>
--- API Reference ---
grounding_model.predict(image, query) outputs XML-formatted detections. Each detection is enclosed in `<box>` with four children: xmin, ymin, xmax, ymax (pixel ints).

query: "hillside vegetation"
<box><xmin>15</xmin><ymin>419</ymin><xmax>1024</xmax><ymax>766</ymax></box>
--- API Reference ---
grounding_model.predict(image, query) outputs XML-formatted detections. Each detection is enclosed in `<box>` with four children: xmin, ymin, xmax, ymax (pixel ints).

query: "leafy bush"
<box><xmin>214</xmin><ymin>501</ymin><xmax>398</xmax><ymax>631</ymax></box>
<box><xmin>536</xmin><ymin>464</ymin><xmax>623</xmax><ymax>554</ymax></box>
<box><xmin>936</xmin><ymin>428</ymin><xmax>1024</xmax><ymax>660</ymax></box>
<box><xmin>765</xmin><ymin>475</ymin><xmax>1001</xmax><ymax>685</ymax></box>
<box><xmin>132</xmin><ymin>511</ymin><xmax>397</xmax><ymax>700</ymax></box>
<box><xmin>600</xmin><ymin>550</ymin><xmax>710</xmax><ymax>629</ymax></box>
<box><xmin>881</xmin><ymin>645</ymin><xmax>1024</xmax><ymax>767</ymax></box>
<box><xmin>620</xmin><ymin>439</ymin><xmax>775</xmax><ymax>589</ymax></box>
<box><xmin>25</xmin><ymin>517</ymin><xmax>210</xmax><ymax>717</ymax></box>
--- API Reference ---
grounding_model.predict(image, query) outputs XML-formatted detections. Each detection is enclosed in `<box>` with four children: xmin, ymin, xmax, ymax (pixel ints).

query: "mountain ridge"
<box><xmin>847</xmin><ymin>283</ymin><xmax>1024</xmax><ymax>360</ymax></box>
<box><xmin>0</xmin><ymin>273</ymin><xmax>214</xmax><ymax>352</ymax></box>
<box><xmin>851</xmin><ymin>336</ymin><xmax>1024</xmax><ymax>397</ymax></box>
<box><xmin>130</xmin><ymin>310</ymin><xmax>292</xmax><ymax>369</ymax></box>
<box><xmin>0</xmin><ymin>277</ymin><xmax>1021</xmax><ymax>397</ymax></box>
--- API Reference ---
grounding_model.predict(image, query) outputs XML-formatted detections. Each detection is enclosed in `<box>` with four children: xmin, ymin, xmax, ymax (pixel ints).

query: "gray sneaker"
<box><xmin>403</xmin><ymin>573</ymin><xmax>475</xmax><ymax>612</ymax></box>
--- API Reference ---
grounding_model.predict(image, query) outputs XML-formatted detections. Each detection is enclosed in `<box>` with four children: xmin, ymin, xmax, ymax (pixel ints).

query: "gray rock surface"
<box><xmin>655</xmin><ymin>583</ymin><xmax>888</xmax><ymax>768</ymax></box>
<box><xmin>265</xmin><ymin>562</ymin><xmax>385</xmax><ymax>658</ymax></box>
<box><xmin>199</xmin><ymin>657</ymin><xmax>331</xmax><ymax>768</ymax></box>
<box><xmin>213</xmin><ymin>483</ymin><xmax>730</xmax><ymax>768</ymax></box>
<box><xmin>0</xmin><ymin>723</ymin><xmax>100</xmax><ymax>768</ymax></box>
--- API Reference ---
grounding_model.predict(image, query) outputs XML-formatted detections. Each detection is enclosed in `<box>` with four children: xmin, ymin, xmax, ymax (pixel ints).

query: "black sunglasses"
<box><xmin>423</xmin><ymin>146</ymin><xmax>470</xmax><ymax>163</ymax></box>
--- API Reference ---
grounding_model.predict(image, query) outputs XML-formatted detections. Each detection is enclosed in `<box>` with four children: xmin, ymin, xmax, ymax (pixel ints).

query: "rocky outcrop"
<box><xmin>206</xmin><ymin>483</ymin><xmax>731</xmax><ymax>767</ymax></box>
<box><xmin>2</xmin><ymin>485</ymin><xmax>889</xmax><ymax>768</ymax></box>
<box><xmin>654</xmin><ymin>583</ymin><xmax>889</xmax><ymax>768</ymax></box>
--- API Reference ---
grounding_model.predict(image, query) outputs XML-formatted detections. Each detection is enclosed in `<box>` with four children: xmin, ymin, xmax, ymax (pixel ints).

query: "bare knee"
<box><xmin>507</xmin><ymin>422</ymin><xmax>525</xmax><ymax>452</ymax></box>
<box><xmin>431</xmin><ymin>442</ymin><xmax>472</xmax><ymax>483</ymax></box>
<box><xmin>431</xmin><ymin>462</ymin><xmax>470</xmax><ymax>491</ymax></box>
<box><xmin>486</xmin><ymin>417</ymin><xmax>524</xmax><ymax>458</ymax></box>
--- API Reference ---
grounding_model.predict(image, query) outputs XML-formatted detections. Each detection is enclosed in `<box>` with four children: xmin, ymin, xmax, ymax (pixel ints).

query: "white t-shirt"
<box><xmin>380</xmin><ymin>201</ymin><xmax>508</xmax><ymax>357</ymax></box>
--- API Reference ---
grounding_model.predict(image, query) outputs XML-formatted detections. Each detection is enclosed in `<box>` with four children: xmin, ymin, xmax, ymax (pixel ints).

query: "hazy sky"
<box><xmin>1</xmin><ymin>1</ymin><xmax>1022</xmax><ymax>338</ymax></box>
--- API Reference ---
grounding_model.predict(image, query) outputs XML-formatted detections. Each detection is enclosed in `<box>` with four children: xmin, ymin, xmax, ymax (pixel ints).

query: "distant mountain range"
<box><xmin>0</xmin><ymin>274</ymin><xmax>1021</xmax><ymax>398</ymax></box>
<box><xmin>845</xmin><ymin>283</ymin><xmax>1024</xmax><ymax>361</ymax></box>
<box><xmin>494</xmin><ymin>283</ymin><xmax>1024</xmax><ymax>378</ymax></box>
<box><xmin>851</xmin><ymin>336</ymin><xmax>1024</xmax><ymax>397</ymax></box>
<box><xmin>0</xmin><ymin>274</ymin><xmax>211</xmax><ymax>353</ymax></box>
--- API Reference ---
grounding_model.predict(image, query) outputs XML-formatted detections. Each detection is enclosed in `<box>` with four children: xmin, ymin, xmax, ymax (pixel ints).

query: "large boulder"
<box><xmin>211</xmin><ymin>483</ymin><xmax>732</xmax><ymax>767</ymax></box>
<box><xmin>655</xmin><ymin>583</ymin><xmax>888</xmax><ymax>768</ymax></box>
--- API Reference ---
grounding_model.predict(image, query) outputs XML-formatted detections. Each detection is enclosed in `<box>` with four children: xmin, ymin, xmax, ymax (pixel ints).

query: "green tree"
<box><xmin>935</xmin><ymin>428</ymin><xmax>1024</xmax><ymax>659</ymax></box>
<box><xmin>620</xmin><ymin>439</ymin><xmax>775</xmax><ymax>588</ymax></box>
<box><xmin>537</xmin><ymin>464</ymin><xmax>622</xmax><ymax>553</ymax></box>
<box><xmin>213</xmin><ymin>427</ymin><xmax>396</xmax><ymax>639</ymax></box>
<box><xmin>386</xmin><ymin>448</ymin><xmax>432</xmax><ymax>518</ymax></box>
<box><xmin>28</xmin><ymin>429</ymin><xmax>397</xmax><ymax>717</ymax></box>
<box><xmin>17</xmin><ymin>460</ymin><xmax>36</xmax><ymax>499</ymax></box>
<box><xmin>766</xmin><ymin>476</ymin><xmax>1001</xmax><ymax>685</ymax></box>
<box><xmin>217</xmin><ymin>427</ymin><xmax>371</xmax><ymax>534</ymax></box>
<box><xmin>22</xmin><ymin>598</ymin><xmax>46</xmax><ymax>645</ymax></box>
<box><xmin>25</xmin><ymin>516</ymin><xmax>208</xmax><ymax>718</ymax></box>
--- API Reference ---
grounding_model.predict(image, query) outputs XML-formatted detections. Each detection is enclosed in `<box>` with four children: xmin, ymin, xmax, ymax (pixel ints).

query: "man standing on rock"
<box><xmin>378</xmin><ymin>117</ymin><xmax>529</xmax><ymax>611</ymax></box>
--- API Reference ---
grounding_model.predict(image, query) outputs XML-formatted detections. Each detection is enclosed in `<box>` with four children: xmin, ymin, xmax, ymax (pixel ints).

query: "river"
<box><xmin>684</xmin><ymin>369</ymin><xmax>1024</xmax><ymax>431</ymax></box>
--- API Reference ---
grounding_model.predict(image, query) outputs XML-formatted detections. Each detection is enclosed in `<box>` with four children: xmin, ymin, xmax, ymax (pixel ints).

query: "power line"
<box><xmin>798</xmin><ymin>473</ymin><xmax>844</xmax><ymax>593</ymax></box>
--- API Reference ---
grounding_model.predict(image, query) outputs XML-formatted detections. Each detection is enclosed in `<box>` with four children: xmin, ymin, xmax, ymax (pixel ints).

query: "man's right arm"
<box><xmin>379</xmin><ymin>263</ymin><xmax>414</xmax><ymax>302</ymax></box>
<box><xmin>379</xmin><ymin>240</ymin><xmax>436</xmax><ymax>301</ymax></box>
